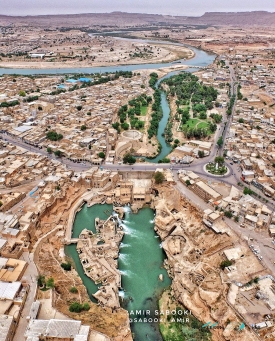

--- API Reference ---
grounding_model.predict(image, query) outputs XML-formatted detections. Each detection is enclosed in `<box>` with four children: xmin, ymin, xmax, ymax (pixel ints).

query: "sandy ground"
<box><xmin>0</xmin><ymin>43</ymin><xmax>194</xmax><ymax>69</ymax></box>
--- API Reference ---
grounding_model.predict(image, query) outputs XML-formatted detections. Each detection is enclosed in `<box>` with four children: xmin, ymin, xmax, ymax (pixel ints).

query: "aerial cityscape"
<box><xmin>1</xmin><ymin>3</ymin><xmax>275</xmax><ymax>341</ymax></box>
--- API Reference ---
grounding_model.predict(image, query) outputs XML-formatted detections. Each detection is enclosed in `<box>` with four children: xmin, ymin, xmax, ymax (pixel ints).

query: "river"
<box><xmin>0</xmin><ymin>40</ymin><xmax>215</xmax><ymax>75</ymax></box>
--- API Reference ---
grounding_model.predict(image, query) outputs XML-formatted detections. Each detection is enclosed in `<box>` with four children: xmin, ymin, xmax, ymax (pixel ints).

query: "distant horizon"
<box><xmin>1</xmin><ymin>9</ymin><xmax>275</xmax><ymax>18</ymax></box>
<box><xmin>1</xmin><ymin>0</ymin><xmax>275</xmax><ymax>17</ymax></box>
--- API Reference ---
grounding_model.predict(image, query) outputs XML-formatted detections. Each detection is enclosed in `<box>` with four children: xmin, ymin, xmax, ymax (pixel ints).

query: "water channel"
<box><xmin>65</xmin><ymin>204</ymin><xmax>171</xmax><ymax>341</ymax></box>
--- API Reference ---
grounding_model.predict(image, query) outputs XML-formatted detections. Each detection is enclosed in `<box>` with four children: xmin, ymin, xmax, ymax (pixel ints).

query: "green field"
<box><xmin>141</xmin><ymin>105</ymin><xmax>148</xmax><ymax>116</ymax></box>
<box><xmin>183</xmin><ymin>118</ymin><xmax>200</xmax><ymax>129</ymax></box>
<box><xmin>197</xmin><ymin>121</ymin><xmax>209</xmax><ymax>129</ymax></box>
<box><xmin>182</xmin><ymin>118</ymin><xmax>209</xmax><ymax>130</ymax></box>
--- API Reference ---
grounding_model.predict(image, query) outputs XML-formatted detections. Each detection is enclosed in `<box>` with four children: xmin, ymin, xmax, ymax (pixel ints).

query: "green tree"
<box><xmin>61</xmin><ymin>262</ymin><xmax>71</xmax><ymax>271</ymax></box>
<box><xmin>80</xmin><ymin>125</ymin><xmax>86</xmax><ymax>131</ymax></box>
<box><xmin>238</xmin><ymin>118</ymin><xmax>244</xmax><ymax>123</ymax></box>
<box><xmin>121</xmin><ymin>122</ymin><xmax>129</xmax><ymax>130</ymax></box>
<box><xmin>47</xmin><ymin>147</ymin><xmax>52</xmax><ymax>154</ymax></box>
<box><xmin>185</xmin><ymin>180</ymin><xmax>191</xmax><ymax>186</ymax></box>
<box><xmin>198</xmin><ymin>150</ymin><xmax>205</xmax><ymax>158</ymax></box>
<box><xmin>76</xmin><ymin>105</ymin><xmax>82</xmax><ymax>111</ymax></box>
<box><xmin>154</xmin><ymin>171</ymin><xmax>165</xmax><ymax>184</ymax></box>
<box><xmin>112</xmin><ymin>122</ymin><xmax>120</xmax><ymax>131</ymax></box>
<box><xmin>243</xmin><ymin>187</ymin><xmax>253</xmax><ymax>195</ymax></box>
<box><xmin>46</xmin><ymin>277</ymin><xmax>54</xmax><ymax>289</ymax></box>
<box><xmin>220</xmin><ymin>260</ymin><xmax>233</xmax><ymax>270</ymax></box>
<box><xmin>37</xmin><ymin>275</ymin><xmax>45</xmax><ymax>287</ymax></box>
<box><xmin>98</xmin><ymin>152</ymin><xmax>105</xmax><ymax>159</ymax></box>
<box><xmin>54</xmin><ymin>150</ymin><xmax>62</xmax><ymax>157</ymax></box>
<box><xmin>123</xmin><ymin>153</ymin><xmax>136</xmax><ymax>164</ymax></box>
<box><xmin>224</xmin><ymin>211</ymin><xmax>233</xmax><ymax>218</ymax></box>
<box><xmin>214</xmin><ymin>156</ymin><xmax>224</xmax><ymax>165</ymax></box>
<box><xmin>46</xmin><ymin>131</ymin><xmax>63</xmax><ymax>141</ymax></box>
<box><xmin>217</xmin><ymin>136</ymin><xmax>223</xmax><ymax>148</ymax></box>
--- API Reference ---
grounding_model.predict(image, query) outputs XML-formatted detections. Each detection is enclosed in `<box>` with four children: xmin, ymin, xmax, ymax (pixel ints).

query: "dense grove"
<box><xmin>162</xmin><ymin>73</ymin><xmax>220</xmax><ymax>140</ymax></box>
<box><xmin>148</xmin><ymin>89</ymin><xmax>162</xmax><ymax>139</ymax></box>
<box><xmin>112</xmin><ymin>93</ymin><xmax>152</xmax><ymax>132</ymax></box>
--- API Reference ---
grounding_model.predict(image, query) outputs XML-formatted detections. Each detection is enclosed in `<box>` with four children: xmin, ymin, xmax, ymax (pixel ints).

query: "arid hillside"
<box><xmin>1</xmin><ymin>11</ymin><xmax>275</xmax><ymax>28</ymax></box>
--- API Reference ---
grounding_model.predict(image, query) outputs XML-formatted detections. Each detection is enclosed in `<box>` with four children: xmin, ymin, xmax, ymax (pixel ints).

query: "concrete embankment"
<box><xmin>64</xmin><ymin>191</ymin><xmax>102</xmax><ymax>244</ymax></box>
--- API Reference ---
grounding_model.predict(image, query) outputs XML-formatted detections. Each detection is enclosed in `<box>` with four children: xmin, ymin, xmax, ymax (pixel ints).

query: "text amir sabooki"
<box><xmin>129</xmin><ymin>309</ymin><xmax>192</xmax><ymax>323</ymax></box>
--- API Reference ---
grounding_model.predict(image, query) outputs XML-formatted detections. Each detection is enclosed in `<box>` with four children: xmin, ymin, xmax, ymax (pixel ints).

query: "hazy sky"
<box><xmin>1</xmin><ymin>0</ymin><xmax>275</xmax><ymax>16</ymax></box>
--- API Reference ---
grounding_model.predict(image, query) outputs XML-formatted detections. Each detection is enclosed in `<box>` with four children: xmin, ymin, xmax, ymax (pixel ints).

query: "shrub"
<box><xmin>224</xmin><ymin>211</ymin><xmax>233</xmax><ymax>218</ymax></box>
<box><xmin>37</xmin><ymin>275</ymin><xmax>45</xmax><ymax>287</ymax></box>
<box><xmin>82</xmin><ymin>303</ymin><xmax>90</xmax><ymax>311</ymax></box>
<box><xmin>70</xmin><ymin>287</ymin><xmax>78</xmax><ymax>293</ymax></box>
<box><xmin>243</xmin><ymin>187</ymin><xmax>253</xmax><ymax>195</ymax></box>
<box><xmin>46</xmin><ymin>277</ymin><xmax>54</xmax><ymax>288</ymax></box>
<box><xmin>69</xmin><ymin>302</ymin><xmax>83</xmax><ymax>313</ymax></box>
<box><xmin>61</xmin><ymin>262</ymin><xmax>71</xmax><ymax>271</ymax></box>
<box><xmin>220</xmin><ymin>260</ymin><xmax>233</xmax><ymax>270</ymax></box>
<box><xmin>154</xmin><ymin>171</ymin><xmax>165</xmax><ymax>184</ymax></box>
<box><xmin>185</xmin><ymin>180</ymin><xmax>191</xmax><ymax>186</ymax></box>
<box><xmin>98</xmin><ymin>152</ymin><xmax>105</xmax><ymax>159</ymax></box>
<box><xmin>69</xmin><ymin>302</ymin><xmax>90</xmax><ymax>313</ymax></box>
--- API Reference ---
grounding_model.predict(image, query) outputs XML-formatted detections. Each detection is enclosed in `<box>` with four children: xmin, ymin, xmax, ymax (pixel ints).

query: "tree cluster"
<box><xmin>69</xmin><ymin>302</ymin><xmax>90</xmax><ymax>313</ymax></box>
<box><xmin>46</xmin><ymin>131</ymin><xmax>63</xmax><ymax>141</ymax></box>
<box><xmin>123</xmin><ymin>153</ymin><xmax>136</xmax><ymax>164</ymax></box>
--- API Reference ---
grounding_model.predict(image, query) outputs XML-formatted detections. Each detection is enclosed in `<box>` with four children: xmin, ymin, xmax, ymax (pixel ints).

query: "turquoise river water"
<box><xmin>65</xmin><ymin>204</ymin><xmax>171</xmax><ymax>341</ymax></box>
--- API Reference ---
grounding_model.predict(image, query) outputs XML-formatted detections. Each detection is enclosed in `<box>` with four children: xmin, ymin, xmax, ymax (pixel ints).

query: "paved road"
<box><xmin>0</xmin><ymin>132</ymin><xmax>90</xmax><ymax>172</ymax></box>
<box><xmin>13</xmin><ymin>252</ymin><xmax>38</xmax><ymax>341</ymax></box>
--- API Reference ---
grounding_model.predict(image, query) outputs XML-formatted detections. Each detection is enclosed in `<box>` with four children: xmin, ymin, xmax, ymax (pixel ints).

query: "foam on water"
<box><xmin>120</xmin><ymin>242</ymin><xmax>130</xmax><ymax>249</ymax></box>
<box><xmin>122</xmin><ymin>219</ymin><xmax>134</xmax><ymax>225</ymax></box>
<box><xmin>120</xmin><ymin>224</ymin><xmax>140</xmax><ymax>238</ymax></box>
<box><xmin>119</xmin><ymin>269</ymin><xmax>135</xmax><ymax>278</ymax></box>
<box><xmin>118</xmin><ymin>290</ymin><xmax>125</xmax><ymax>298</ymax></box>
<box><xmin>123</xmin><ymin>205</ymin><xmax>132</xmax><ymax>213</ymax></box>
<box><xmin>119</xmin><ymin>253</ymin><xmax>131</xmax><ymax>263</ymax></box>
